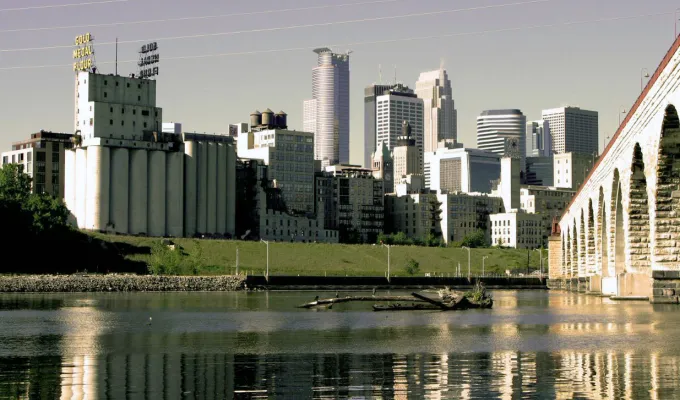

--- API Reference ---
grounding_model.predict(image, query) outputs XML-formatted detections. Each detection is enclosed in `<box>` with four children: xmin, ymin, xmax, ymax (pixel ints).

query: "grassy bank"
<box><xmin>92</xmin><ymin>234</ymin><xmax>547</xmax><ymax>277</ymax></box>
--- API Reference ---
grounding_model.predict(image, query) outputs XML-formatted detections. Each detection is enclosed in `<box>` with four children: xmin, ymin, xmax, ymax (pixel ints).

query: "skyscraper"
<box><xmin>541</xmin><ymin>106</ymin><xmax>598</xmax><ymax>155</ymax></box>
<box><xmin>363</xmin><ymin>83</ymin><xmax>409</xmax><ymax>169</ymax></box>
<box><xmin>526</xmin><ymin>120</ymin><xmax>552</xmax><ymax>157</ymax></box>
<box><xmin>375</xmin><ymin>87</ymin><xmax>424</xmax><ymax>167</ymax></box>
<box><xmin>303</xmin><ymin>48</ymin><xmax>350</xmax><ymax>167</ymax></box>
<box><xmin>416</xmin><ymin>67</ymin><xmax>457</xmax><ymax>153</ymax></box>
<box><xmin>476</xmin><ymin>109</ymin><xmax>526</xmax><ymax>173</ymax></box>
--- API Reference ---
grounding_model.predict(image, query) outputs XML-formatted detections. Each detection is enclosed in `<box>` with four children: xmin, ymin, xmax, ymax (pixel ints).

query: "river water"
<box><xmin>0</xmin><ymin>290</ymin><xmax>679</xmax><ymax>399</ymax></box>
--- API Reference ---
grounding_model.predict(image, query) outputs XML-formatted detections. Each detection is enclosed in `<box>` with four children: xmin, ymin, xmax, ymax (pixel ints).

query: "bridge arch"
<box><xmin>598</xmin><ymin>187</ymin><xmax>610</xmax><ymax>277</ymax></box>
<box><xmin>611</xmin><ymin>169</ymin><xmax>625</xmax><ymax>275</ymax></box>
<box><xmin>586</xmin><ymin>199</ymin><xmax>596</xmax><ymax>275</ymax></box>
<box><xmin>628</xmin><ymin>143</ymin><xmax>651</xmax><ymax>273</ymax></box>
<box><xmin>654</xmin><ymin>104</ymin><xmax>680</xmax><ymax>270</ymax></box>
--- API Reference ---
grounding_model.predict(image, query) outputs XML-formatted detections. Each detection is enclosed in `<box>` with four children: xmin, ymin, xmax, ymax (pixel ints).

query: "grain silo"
<box><xmin>109</xmin><ymin>148</ymin><xmax>130</xmax><ymax>234</ymax></box>
<box><xmin>147</xmin><ymin>150</ymin><xmax>167</xmax><ymax>237</ymax></box>
<box><xmin>206</xmin><ymin>142</ymin><xmax>217</xmax><ymax>234</ymax></box>
<box><xmin>226</xmin><ymin>143</ymin><xmax>236</xmax><ymax>235</ymax></box>
<box><xmin>64</xmin><ymin>149</ymin><xmax>76</xmax><ymax>221</ymax></box>
<box><xmin>74</xmin><ymin>147</ymin><xmax>88</xmax><ymax>229</ymax></box>
<box><xmin>84</xmin><ymin>145</ymin><xmax>110</xmax><ymax>231</ymax></box>
<box><xmin>197</xmin><ymin>141</ymin><xmax>208</xmax><ymax>233</ymax></box>
<box><xmin>128</xmin><ymin>149</ymin><xmax>149</xmax><ymax>235</ymax></box>
<box><xmin>216</xmin><ymin>142</ymin><xmax>227</xmax><ymax>234</ymax></box>
<box><xmin>183</xmin><ymin>140</ymin><xmax>197</xmax><ymax>237</ymax></box>
<box><xmin>165</xmin><ymin>150</ymin><xmax>184</xmax><ymax>237</ymax></box>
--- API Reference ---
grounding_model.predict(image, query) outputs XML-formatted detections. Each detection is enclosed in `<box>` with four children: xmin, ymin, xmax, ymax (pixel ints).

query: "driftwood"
<box><xmin>372</xmin><ymin>303</ymin><xmax>440</xmax><ymax>311</ymax></box>
<box><xmin>297</xmin><ymin>295</ymin><xmax>426</xmax><ymax>309</ymax></box>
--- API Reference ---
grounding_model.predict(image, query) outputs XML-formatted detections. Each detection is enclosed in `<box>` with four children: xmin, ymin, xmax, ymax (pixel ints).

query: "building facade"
<box><xmin>371</xmin><ymin>142</ymin><xmax>394</xmax><ymax>194</ymax></box>
<box><xmin>1</xmin><ymin>131</ymin><xmax>74</xmax><ymax>198</ymax></box>
<box><xmin>304</xmin><ymin>48</ymin><xmax>350</xmax><ymax>166</ymax></box>
<box><xmin>553</xmin><ymin>152</ymin><xmax>597</xmax><ymax>189</ymax></box>
<box><xmin>438</xmin><ymin>192</ymin><xmax>504</xmax><ymax>244</ymax></box>
<box><xmin>376</xmin><ymin>88</ymin><xmax>424</xmax><ymax>164</ymax></box>
<box><xmin>363</xmin><ymin>83</ymin><xmax>411</xmax><ymax>169</ymax></box>
<box><xmin>385</xmin><ymin>192</ymin><xmax>442</xmax><ymax>240</ymax></box>
<box><xmin>490</xmin><ymin>211</ymin><xmax>543</xmax><ymax>249</ymax></box>
<box><xmin>525</xmin><ymin>156</ymin><xmax>554</xmax><ymax>186</ymax></box>
<box><xmin>520</xmin><ymin>185</ymin><xmax>575</xmax><ymax>245</ymax></box>
<box><xmin>526</xmin><ymin>120</ymin><xmax>551</xmax><ymax>157</ymax></box>
<box><xmin>541</xmin><ymin>106</ymin><xmax>598</xmax><ymax>155</ymax></box>
<box><xmin>237</xmin><ymin>113</ymin><xmax>315</xmax><ymax>214</ymax></box>
<box><xmin>392</xmin><ymin>122</ymin><xmax>422</xmax><ymax>190</ymax></box>
<box><xmin>424</xmin><ymin>146</ymin><xmax>501</xmax><ymax>194</ymax></box>
<box><xmin>415</xmin><ymin>67</ymin><xmax>457</xmax><ymax>153</ymax></box>
<box><xmin>477</xmin><ymin>109</ymin><xmax>526</xmax><ymax>173</ymax></box>
<box><xmin>315</xmin><ymin>165</ymin><xmax>384</xmax><ymax>243</ymax></box>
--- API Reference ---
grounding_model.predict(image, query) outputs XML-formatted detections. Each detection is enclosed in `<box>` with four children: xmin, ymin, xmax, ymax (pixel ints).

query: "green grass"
<box><xmin>92</xmin><ymin>233</ymin><xmax>548</xmax><ymax>277</ymax></box>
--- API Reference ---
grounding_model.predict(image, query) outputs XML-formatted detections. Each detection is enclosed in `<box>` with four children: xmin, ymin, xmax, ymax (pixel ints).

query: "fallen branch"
<box><xmin>297</xmin><ymin>295</ymin><xmax>426</xmax><ymax>309</ymax></box>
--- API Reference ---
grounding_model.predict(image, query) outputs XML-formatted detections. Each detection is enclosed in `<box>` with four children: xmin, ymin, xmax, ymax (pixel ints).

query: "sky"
<box><xmin>0</xmin><ymin>0</ymin><xmax>678</xmax><ymax>165</ymax></box>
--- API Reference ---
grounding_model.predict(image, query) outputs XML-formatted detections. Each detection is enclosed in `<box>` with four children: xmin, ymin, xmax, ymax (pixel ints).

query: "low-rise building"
<box><xmin>438</xmin><ymin>192</ymin><xmax>504</xmax><ymax>244</ymax></box>
<box><xmin>385</xmin><ymin>191</ymin><xmax>442</xmax><ymax>241</ymax></box>
<box><xmin>490</xmin><ymin>211</ymin><xmax>543</xmax><ymax>249</ymax></box>
<box><xmin>1</xmin><ymin>131</ymin><xmax>74</xmax><ymax>198</ymax></box>
<box><xmin>553</xmin><ymin>152</ymin><xmax>597</xmax><ymax>189</ymax></box>
<box><xmin>520</xmin><ymin>185</ymin><xmax>575</xmax><ymax>243</ymax></box>
<box><xmin>424</xmin><ymin>145</ymin><xmax>501</xmax><ymax>194</ymax></box>
<box><xmin>315</xmin><ymin>165</ymin><xmax>384</xmax><ymax>243</ymax></box>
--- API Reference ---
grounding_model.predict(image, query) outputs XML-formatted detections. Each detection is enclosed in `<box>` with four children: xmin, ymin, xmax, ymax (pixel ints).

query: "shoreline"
<box><xmin>0</xmin><ymin>274</ymin><xmax>246</xmax><ymax>293</ymax></box>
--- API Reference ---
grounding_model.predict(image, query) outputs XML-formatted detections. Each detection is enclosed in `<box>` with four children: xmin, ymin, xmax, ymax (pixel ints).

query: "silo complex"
<box><xmin>64</xmin><ymin>71</ymin><xmax>235</xmax><ymax>238</ymax></box>
<box><xmin>109</xmin><ymin>148</ymin><xmax>130</xmax><ymax>234</ymax></box>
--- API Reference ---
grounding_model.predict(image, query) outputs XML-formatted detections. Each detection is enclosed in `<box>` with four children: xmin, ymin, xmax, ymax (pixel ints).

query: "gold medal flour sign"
<box><xmin>73</xmin><ymin>33</ymin><xmax>94</xmax><ymax>72</ymax></box>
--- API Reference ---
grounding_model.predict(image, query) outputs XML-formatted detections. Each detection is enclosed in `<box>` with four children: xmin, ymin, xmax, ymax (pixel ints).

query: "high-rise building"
<box><xmin>363</xmin><ymin>83</ymin><xmax>412</xmax><ymax>168</ymax></box>
<box><xmin>1</xmin><ymin>131</ymin><xmax>74</xmax><ymax>198</ymax></box>
<box><xmin>526</xmin><ymin>120</ymin><xmax>551</xmax><ymax>157</ymax></box>
<box><xmin>476</xmin><ymin>109</ymin><xmax>526</xmax><ymax>173</ymax></box>
<box><xmin>541</xmin><ymin>106</ymin><xmax>598</xmax><ymax>155</ymax></box>
<box><xmin>424</xmin><ymin>146</ymin><xmax>500</xmax><ymax>194</ymax></box>
<box><xmin>375</xmin><ymin>88</ymin><xmax>424</xmax><ymax>165</ymax></box>
<box><xmin>392</xmin><ymin>121</ymin><xmax>422</xmax><ymax>191</ymax></box>
<box><xmin>416</xmin><ymin>67</ymin><xmax>457</xmax><ymax>153</ymax></box>
<box><xmin>303</xmin><ymin>48</ymin><xmax>350</xmax><ymax>167</ymax></box>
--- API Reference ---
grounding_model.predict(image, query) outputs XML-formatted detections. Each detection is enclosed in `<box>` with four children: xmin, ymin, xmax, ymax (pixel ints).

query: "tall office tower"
<box><xmin>392</xmin><ymin>121</ymin><xmax>422</xmax><ymax>190</ymax></box>
<box><xmin>363</xmin><ymin>83</ymin><xmax>412</xmax><ymax>168</ymax></box>
<box><xmin>303</xmin><ymin>48</ymin><xmax>350</xmax><ymax>167</ymax></box>
<box><xmin>541</xmin><ymin>106</ymin><xmax>598</xmax><ymax>155</ymax></box>
<box><xmin>526</xmin><ymin>120</ymin><xmax>551</xmax><ymax>157</ymax></box>
<box><xmin>416</xmin><ymin>66</ymin><xmax>457</xmax><ymax>153</ymax></box>
<box><xmin>375</xmin><ymin>87</ymin><xmax>424</xmax><ymax>167</ymax></box>
<box><xmin>476</xmin><ymin>109</ymin><xmax>526</xmax><ymax>174</ymax></box>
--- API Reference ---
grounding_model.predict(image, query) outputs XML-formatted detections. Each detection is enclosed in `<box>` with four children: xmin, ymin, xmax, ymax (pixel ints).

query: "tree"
<box><xmin>404</xmin><ymin>258</ymin><xmax>420</xmax><ymax>276</ymax></box>
<box><xmin>0</xmin><ymin>164</ymin><xmax>32</xmax><ymax>203</ymax></box>
<box><xmin>462</xmin><ymin>229</ymin><xmax>487</xmax><ymax>248</ymax></box>
<box><xmin>24</xmin><ymin>194</ymin><xmax>69</xmax><ymax>234</ymax></box>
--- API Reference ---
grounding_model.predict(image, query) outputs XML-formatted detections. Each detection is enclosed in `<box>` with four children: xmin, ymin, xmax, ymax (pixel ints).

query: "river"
<box><xmin>0</xmin><ymin>290</ymin><xmax>678</xmax><ymax>399</ymax></box>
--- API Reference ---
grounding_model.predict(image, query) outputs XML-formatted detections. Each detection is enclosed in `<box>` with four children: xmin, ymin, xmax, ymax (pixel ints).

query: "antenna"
<box><xmin>393</xmin><ymin>64</ymin><xmax>397</xmax><ymax>85</ymax></box>
<box><xmin>379</xmin><ymin>64</ymin><xmax>382</xmax><ymax>84</ymax></box>
<box><xmin>115</xmin><ymin>37</ymin><xmax>118</xmax><ymax>75</ymax></box>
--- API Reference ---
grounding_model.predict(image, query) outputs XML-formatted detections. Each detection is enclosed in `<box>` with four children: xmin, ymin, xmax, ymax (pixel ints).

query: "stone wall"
<box><xmin>652</xmin><ymin>271</ymin><xmax>680</xmax><ymax>304</ymax></box>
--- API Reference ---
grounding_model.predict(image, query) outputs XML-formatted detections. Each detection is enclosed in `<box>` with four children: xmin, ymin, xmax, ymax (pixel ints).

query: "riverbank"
<box><xmin>0</xmin><ymin>274</ymin><xmax>246</xmax><ymax>293</ymax></box>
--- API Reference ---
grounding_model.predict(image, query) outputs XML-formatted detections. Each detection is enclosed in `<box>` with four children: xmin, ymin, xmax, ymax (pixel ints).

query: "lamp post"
<box><xmin>462</xmin><ymin>246</ymin><xmax>471</xmax><ymax>278</ymax></box>
<box><xmin>482</xmin><ymin>256</ymin><xmax>488</xmax><ymax>277</ymax></box>
<box><xmin>618</xmin><ymin>107</ymin><xmax>627</xmax><ymax>127</ymax></box>
<box><xmin>640</xmin><ymin>68</ymin><xmax>650</xmax><ymax>92</ymax></box>
<box><xmin>382</xmin><ymin>243</ymin><xmax>391</xmax><ymax>282</ymax></box>
<box><xmin>260</xmin><ymin>239</ymin><xmax>269</xmax><ymax>281</ymax></box>
<box><xmin>534</xmin><ymin>248</ymin><xmax>543</xmax><ymax>276</ymax></box>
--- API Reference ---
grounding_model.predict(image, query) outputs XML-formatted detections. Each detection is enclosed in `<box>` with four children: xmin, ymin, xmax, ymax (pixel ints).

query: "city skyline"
<box><xmin>0</xmin><ymin>0</ymin><xmax>677</xmax><ymax>164</ymax></box>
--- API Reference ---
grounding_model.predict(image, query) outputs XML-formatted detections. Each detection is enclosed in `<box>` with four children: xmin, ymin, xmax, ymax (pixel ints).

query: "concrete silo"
<box><xmin>206</xmin><ymin>142</ymin><xmax>217</xmax><ymax>234</ymax></box>
<box><xmin>147</xmin><ymin>150</ymin><xmax>167</xmax><ymax>237</ymax></box>
<box><xmin>197</xmin><ymin>141</ymin><xmax>208</xmax><ymax>234</ymax></box>
<box><xmin>216</xmin><ymin>143</ymin><xmax>227</xmax><ymax>234</ymax></box>
<box><xmin>183</xmin><ymin>140</ymin><xmax>197</xmax><ymax>237</ymax></box>
<box><xmin>226</xmin><ymin>143</ymin><xmax>236</xmax><ymax>236</ymax></box>
<box><xmin>74</xmin><ymin>148</ymin><xmax>88</xmax><ymax>228</ymax></box>
<box><xmin>64</xmin><ymin>149</ymin><xmax>76</xmax><ymax>217</ymax></box>
<box><xmin>166</xmin><ymin>151</ymin><xmax>184</xmax><ymax>237</ymax></box>
<box><xmin>85</xmin><ymin>145</ymin><xmax>110</xmax><ymax>231</ymax></box>
<box><xmin>129</xmin><ymin>149</ymin><xmax>148</xmax><ymax>235</ymax></box>
<box><xmin>109</xmin><ymin>148</ymin><xmax>130</xmax><ymax>234</ymax></box>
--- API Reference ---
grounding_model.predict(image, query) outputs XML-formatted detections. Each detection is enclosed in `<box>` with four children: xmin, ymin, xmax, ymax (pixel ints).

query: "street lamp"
<box><xmin>382</xmin><ymin>243</ymin><xmax>391</xmax><ymax>283</ymax></box>
<box><xmin>462</xmin><ymin>246</ymin><xmax>471</xmax><ymax>278</ymax></box>
<box><xmin>482</xmin><ymin>255</ymin><xmax>489</xmax><ymax>277</ymax></box>
<box><xmin>534</xmin><ymin>248</ymin><xmax>544</xmax><ymax>276</ymax></box>
<box><xmin>260</xmin><ymin>239</ymin><xmax>269</xmax><ymax>281</ymax></box>
<box><xmin>618</xmin><ymin>107</ymin><xmax>627</xmax><ymax>127</ymax></box>
<box><xmin>641</xmin><ymin>68</ymin><xmax>650</xmax><ymax>92</ymax></box>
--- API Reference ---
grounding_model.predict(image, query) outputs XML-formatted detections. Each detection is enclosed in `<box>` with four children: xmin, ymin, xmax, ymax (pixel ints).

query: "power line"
<box><xmin>0</xmin><ymin>0</ymin><xmax>406</xmax><ymax>34</ymax></box>
<box><xmin>0</xmin><ymin>0</ymin><xmax>130</xmax><ymax>13</ymax></box>
<box><xmin>0</xmin><ymin>0</ymin><xmax>557</xmax><ymax>53</ymax></box>
<box><xmin>0</xmin><ymin>11</ymin><xmax>670</xmax><ymax>71</ymax></box>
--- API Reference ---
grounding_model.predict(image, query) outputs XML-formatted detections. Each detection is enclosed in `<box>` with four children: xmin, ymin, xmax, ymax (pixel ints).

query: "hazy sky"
<box><xmin>1</xmin><ymin>0</ymin><xmax>678</xmax><ymax>164</ymax></box>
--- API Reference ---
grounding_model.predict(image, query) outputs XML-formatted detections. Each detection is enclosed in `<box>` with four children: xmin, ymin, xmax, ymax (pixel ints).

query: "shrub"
<box><xmin>404</xmin><ymin>258</ymin><xmax>420</xmax><ymax>276</ymax></box>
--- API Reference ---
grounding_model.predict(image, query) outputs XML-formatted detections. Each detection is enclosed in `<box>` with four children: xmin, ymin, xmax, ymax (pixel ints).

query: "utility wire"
<box><xmin>0</xmin><ymin>0</ymin><xmax>557</xmax><ymax>53</ymax></box>
<box><xmin>0</xmin><ymin>0</ymin><xmax>406</xmax><ymax>34</ymax></box>
<box><xmin>0</xmin><ymin>0</ymin><xmax>130</xmax><ymax>13</ymax></box>
<box><xmin>0</xmin><ymin>11</ymin><xmax>670</xmax><ymax>71</ymax></box>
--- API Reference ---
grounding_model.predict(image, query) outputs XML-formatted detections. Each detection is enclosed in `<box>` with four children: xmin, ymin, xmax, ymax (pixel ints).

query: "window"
<box><xmin>121</xmin><ymin>120</ymin><xmax>124</xmax><ymax>126</ymax></box>
<box><xmin>89</xmin><ymin>118</ymin><xmax>93</xmax><ymax>126</ymax></box>
<box><xmin>137</xmin><ymin>96</ymin><xmax>141</xmax><ymax>101</ymax></box>
<box><xmin>143</xmin><ymin>122</ymin><xmax>147</xmax><ymax>128</ymax></box>
<box><xmin>110</xmin><ymin>119</ymin><xmax>113</xmax><ymax>125</ymax></box>
<box><xmin>104</xmin><ymin>92</ymin><xmax>108</xmax><ymax>98</ymax></box>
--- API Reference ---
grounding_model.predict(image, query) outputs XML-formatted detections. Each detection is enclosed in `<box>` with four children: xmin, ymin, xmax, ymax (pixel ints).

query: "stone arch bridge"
<box><xmin>555</xmin><ymin>37</ymin><xmax>680</xmax><ymax>303</ymax></box>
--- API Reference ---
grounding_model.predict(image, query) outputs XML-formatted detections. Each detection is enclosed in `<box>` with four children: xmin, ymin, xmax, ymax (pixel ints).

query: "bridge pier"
<box><xmin>651</xmin><ymin>271</ymin><xmax>680</xmax><ymax>304</ymax></box>
<box><xmin>617</xmin><ymin>273</ymin><xmax>652</xmax><ymax>298</ymax></box>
